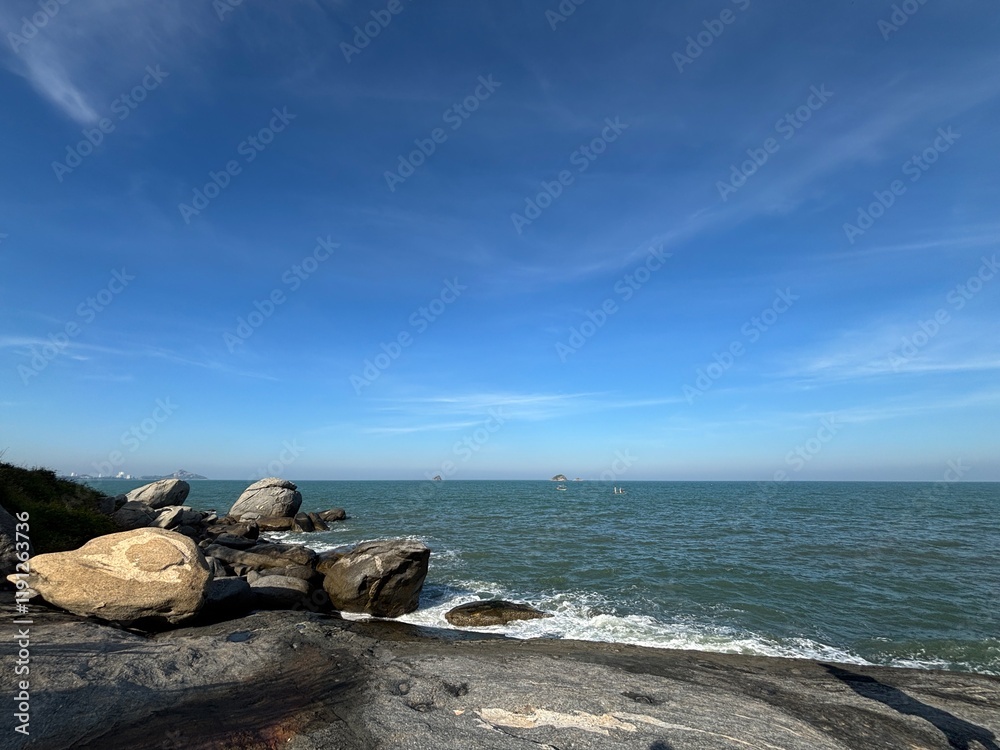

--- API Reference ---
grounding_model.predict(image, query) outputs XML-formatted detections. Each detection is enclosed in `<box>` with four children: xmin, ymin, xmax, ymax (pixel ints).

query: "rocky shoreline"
<box><xmin>4</xmin><ymin>600</ymin><xmax>998</xmax><ymax>749</ymax></box>
<box><xmin>4</xmin><ymin>476</ymin><xmax>1000</xmax><ymax>748</ymax></box>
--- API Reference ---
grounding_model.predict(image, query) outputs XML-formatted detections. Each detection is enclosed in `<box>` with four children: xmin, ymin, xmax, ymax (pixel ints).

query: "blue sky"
<box><xmin>1</xmin><ymin>0</ymin><xmax>999</xmax><ymax>481</ymax></box>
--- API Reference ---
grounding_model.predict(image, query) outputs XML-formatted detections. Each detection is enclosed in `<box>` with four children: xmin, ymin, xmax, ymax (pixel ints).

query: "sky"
<box><xmin>1</xmin><ymin>1</ymin><xmax>999</xmax><ymax>482</ymax></box>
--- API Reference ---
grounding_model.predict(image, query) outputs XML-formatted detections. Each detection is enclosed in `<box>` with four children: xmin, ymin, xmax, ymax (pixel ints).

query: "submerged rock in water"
<box><xmin>323</xmin><ymin>539</ymin><xmax>430</xmax><ymax>618</ymax></box>
<box><xmin>445</xmin><ymin>600</ymin><xmax>553</xmax><ymax>627</ymax></box>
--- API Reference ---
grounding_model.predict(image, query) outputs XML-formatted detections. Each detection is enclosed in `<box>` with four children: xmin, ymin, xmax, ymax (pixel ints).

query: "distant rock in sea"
<box><xmin>550</xmin><ymin>474</ymin><xmax>568</xmax><ymax>482</ymax></box>
<box><xmin>432</xmin><ymin>475</ymin><xmax>443</xmax><ymax>481</ymax></box>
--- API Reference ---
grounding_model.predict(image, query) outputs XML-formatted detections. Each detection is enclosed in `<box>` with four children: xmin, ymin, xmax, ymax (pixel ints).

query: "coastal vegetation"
<box><xmin>0</xmin><ymin>460</ymin><xmax>116</xmax><ymax>553</ymax></box>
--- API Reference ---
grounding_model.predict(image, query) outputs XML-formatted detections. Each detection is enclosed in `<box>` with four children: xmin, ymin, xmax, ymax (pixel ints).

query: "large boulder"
<box><xmin>228</xmin><ymin>478</ymin><xmax>302</xmax><ymax>521</ymax></box>
<box><xmin>8</xmin><ymin>528</ymin><xmax>211</xmax><ymax>626</ymax></box>
<box><xmin>322</xmin><ymin>539</ymin><xmax>430</xmax><ymax>618</ymax></box>
<box><xmin>0</xmin><ymin>503</ymin><xmax>29</xmax><ymax>578</ymax></box>
<box><xmin>445</xmin><ymin>600</ymin><xmax>553</xmax><ymax>627</ymax></box>
<box><xmin>125</xmin><ymin>479</ymin><xmax>190</xmax><ymax>509</ymax></box>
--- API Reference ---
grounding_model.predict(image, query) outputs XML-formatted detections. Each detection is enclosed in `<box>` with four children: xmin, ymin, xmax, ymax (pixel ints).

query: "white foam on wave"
<box><xmin>394</xmin><ymin>583</ymin><xmax>872</xmax><ymax>666</ymax></box>
<box><xmin>253</xmin><ymin>536</ymin><xmax>997</xmax><ymax>674</ymax></box>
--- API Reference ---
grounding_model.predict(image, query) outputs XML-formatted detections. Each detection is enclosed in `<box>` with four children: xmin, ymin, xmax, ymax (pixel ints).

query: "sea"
<box><xmin>89</xmin><ymin>479</ymin><xmax>1000</xmax><ymax>675</ymax></box>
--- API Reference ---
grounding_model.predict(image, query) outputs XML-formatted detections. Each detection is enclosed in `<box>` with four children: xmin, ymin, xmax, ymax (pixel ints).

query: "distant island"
<box><xmin>550</xmin><ymin>474</ymin><xmax>568</xmax><ymax>482</ymax></box>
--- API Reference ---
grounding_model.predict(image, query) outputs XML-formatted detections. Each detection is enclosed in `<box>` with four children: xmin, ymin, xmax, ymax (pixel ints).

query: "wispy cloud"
<box><xmin>783</xmin><ymin>317</ymin><xmax>1000</xmax><ymax>384</ymax></box>
<box><xmin>372</xmin><ymin>391</ymin><xmax>686</xmax><ymax>422</ymax></box>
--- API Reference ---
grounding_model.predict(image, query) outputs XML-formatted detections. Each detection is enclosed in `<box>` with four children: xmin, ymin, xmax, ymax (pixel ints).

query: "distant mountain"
<box><xmin>168</xmin><ymin>469</ymin><xmax>208</xmax><ymax>480</ymax></box>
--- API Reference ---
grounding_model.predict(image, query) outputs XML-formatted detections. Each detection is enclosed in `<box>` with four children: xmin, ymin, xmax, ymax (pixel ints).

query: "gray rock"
<box><xmin>308</xmin><ymin>512</ymin><xmax>329</xmax><ymax>531</ymax></box>
<box><xmin>256</xmin><ymin>516</ymin><xmax>294</xmax><ymax>531</ymax></box>
<box><xmin>317</xmin><ymin>508</ymin><xmax>347</xmax><ymax>522</ymax></box>
<box><xmin>250</xmin><ymin>542</ymin><xmax>317</xmax><ymax>567</ymax></box>
<box><xmin>0</xmin><ymin>503</ymin><xmax>29</xmax><ymax>578</ymax></box>
<box><xmin>249</xmin><ymin>574</ymin><xmax>311</xmax><ymax>609</ymax></box>
<box><xmin>126</xmin><ymin>479</ymin><xmax>190</xmax><ymax>509</ymax></box>
<box><xmin>113</xmin><ymin>500</ymin><xmax>158</xmax><ymax>530</ymax></box>
<box><xmin>213</xmin><ymin>533</ymin><xmax>257</xmax><ymax>550</ymax></box>
<box><xmin>206</xmin><ymin>520</ymin><xmax>259</xmax><ymax>540</ymax></box>
<box><xmin>445</xmin><ymin>600</ymin><xmax>553</xmax><ymax>627</ymax></box>
<box><xmin>205</xmin><ymin>543</ymin><xmax>316</xmax><ymax>571</ymax></box>
<box><xmin>150</xmin><ymin>506</ymin><xmax>184</xmax><ymax>529</ymax></box>
<box><xmin>322</xmin><ymin>539</ymin><xmax>430</xmax><ymax>618</ymax></box>
<box><xmin>200</xmin><ymin>576</ymin><xmax>254</xmax><ymax>620</ymax></box>
<box><xmin>255</xmin><ymin>564</ymin><xmax>315</xmax><ymax>581</ymax></box>
<box><xmin>7</xmin><ymin>528</ymin><xmax>210</xmax><ymax>626</ymax></box>
<box><xmin>177</xmin><ymin>508</ymin><xmax>206</xmax><ymax>527</ymax></box>
<box><xmin>205</xmin><ymin>556</ymin><xmax>230</xmax><ymax>579</ymax></box>
<box><xmin>15</xmin><ymin>608</ymin><xmax>1000</xmax><ymax>750</ymax></box>
<box><xmin>228</xmin><ymin>477</ymin><xmax>302</xmax><ymax>521</ymax></box>
<box><xmin>316</xmin><ymin>548</ymin><xmax>350</xmax><ymax>577</ymax></box>
<box><xmin>292</xmin><ymin>512</ymin><xmax>314</xmax><ymax>532</ymax></box>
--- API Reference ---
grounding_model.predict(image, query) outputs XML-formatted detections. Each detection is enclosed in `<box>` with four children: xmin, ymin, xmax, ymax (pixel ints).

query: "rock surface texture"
<box><xmin>125</xmin><ymin>479</ymin><xmax>190</xmax><ymax>509</ymax></box>
<box><xmin>323</xmin><ymin>539</ymin><xmax>430</xmax><ymax>617</ymax></box>
<box><xmin>228</xmin><ymin>478</ymin><xmax>303</xmax><ymax>521</ymax></box>
<box><xmin>4</xmin><ymin>606</ymin><xmax>998</xmax><ymax>750</ymax></box>
<box><xmin>9</xmin><ymin>528</ymin><xmax>210</xmax><ymax>625</ymax></box>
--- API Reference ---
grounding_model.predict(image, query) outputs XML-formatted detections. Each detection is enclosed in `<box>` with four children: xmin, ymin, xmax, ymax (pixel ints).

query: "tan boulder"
<box><xmin>8</xmin><ymin>528</ymin><xmax>211</xmax><ymax>626</ymax></box>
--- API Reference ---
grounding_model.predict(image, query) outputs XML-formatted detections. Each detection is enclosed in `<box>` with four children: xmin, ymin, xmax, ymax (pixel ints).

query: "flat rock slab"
<box><xmin>3</xmin><ymin>601</ymin><xmax>998</xmax><ymax>750</ymax></box>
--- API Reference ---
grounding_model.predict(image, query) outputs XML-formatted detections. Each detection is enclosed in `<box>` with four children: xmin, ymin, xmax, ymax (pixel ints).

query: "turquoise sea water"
<box><xmin>90</xmin><ymin>479</ymin><xmax>1000</xmax><ymax>674</ymax></box>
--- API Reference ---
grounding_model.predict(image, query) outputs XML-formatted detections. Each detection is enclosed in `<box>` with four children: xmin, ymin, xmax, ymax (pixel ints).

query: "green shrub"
<box><xmin>0</xmin><ymin>462</ymin><xmax>117</xmax><ymax>553</ymax></box>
